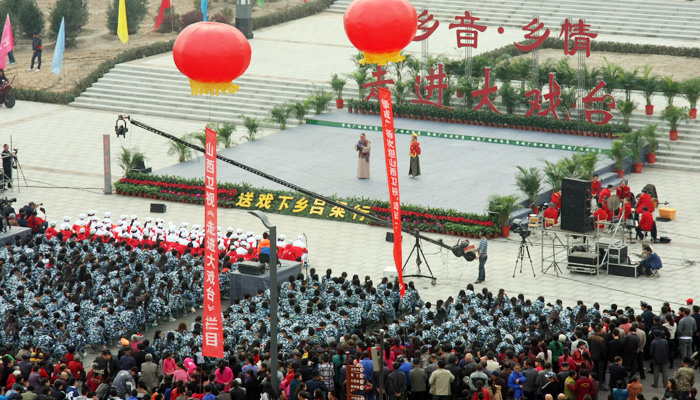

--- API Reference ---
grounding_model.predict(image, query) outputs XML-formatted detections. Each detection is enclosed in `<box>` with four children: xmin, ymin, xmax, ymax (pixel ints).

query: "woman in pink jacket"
<box><xmin>215</xmin><ymin>360</ymin><xmax>234</xmax><ymax>391</ymax></box>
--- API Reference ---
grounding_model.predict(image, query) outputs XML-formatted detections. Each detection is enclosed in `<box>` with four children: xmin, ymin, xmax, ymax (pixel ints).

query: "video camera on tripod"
<box><xmin>510</xmin><ymin>219</ymin><xmax>532</xmax><ymax>238</ymax></box>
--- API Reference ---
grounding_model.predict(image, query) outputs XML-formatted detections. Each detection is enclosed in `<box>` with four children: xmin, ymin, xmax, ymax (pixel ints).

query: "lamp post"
<box><xmin>247</xmin><ymin>210</ymin><xmax>278</xmax><ymax>391</ymax></box>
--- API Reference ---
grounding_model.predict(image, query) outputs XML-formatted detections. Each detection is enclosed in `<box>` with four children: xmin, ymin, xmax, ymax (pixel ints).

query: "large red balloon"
<box><xmin>343</xmin><ymin>0</ymin><xmax>417</xmax><ymax>65</ymax></box>
<box><xmin>173</xmin><ymin>22</ymin><xmax>252</xmax><ymax>96</ymax></box>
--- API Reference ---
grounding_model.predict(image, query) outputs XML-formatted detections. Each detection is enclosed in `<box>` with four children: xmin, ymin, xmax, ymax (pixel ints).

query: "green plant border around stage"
<box><xmin>115</xmin><ymin>172</ymin><xmax>500</xmax><ymax>238</ymax></box>
<box><xmin>344</xmin><ymin>100</ymin><xmax>630</xmax><ymax>138</ymax></box>
<box><xmin>306</xmin><ymin>118</ymin><xmax>611</xmax><ymax>154</ymax></box>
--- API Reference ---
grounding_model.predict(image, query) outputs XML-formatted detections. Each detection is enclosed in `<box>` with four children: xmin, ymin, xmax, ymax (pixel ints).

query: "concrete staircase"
<box><xmin>70</xmin><ymin>63</ymin><xmax>326</xmax><ymax>126</ymax></box>
<box><xmin>329</xmin><ymin>0</ymin><xmax>700</xmax><ymax>41</ymax></box>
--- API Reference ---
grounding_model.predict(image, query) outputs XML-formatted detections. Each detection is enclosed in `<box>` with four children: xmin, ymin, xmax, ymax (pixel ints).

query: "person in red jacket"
<box><xmin>598</xmin><ymin>185</ymin><xmax>613</xmax><ymax>205</ymax></box>
<box><xmin>45</xmin><ymin>221</ymin><xmax>58</xmax><ymax>240</ymax></box>
<box><xmin>616</xmin><ymin>180</ymin><xmax>631</xmax><ymax>200</ymax></box>
<box><xmin>636</xmin><ymin>206</ymin><xmax>657</xmax><ymax>242</ymax></box>
<box><xmin>593</xmin><ymin>203</ymin><xmax>608</xmax><ymax>230</ymax></box>
<box><xmin>635</xmin><ymin>190</ymin><xmax>655</xmax><ymax>215</ymax></box>
<box><xmin>543</xmin><ymin>203</ymin><xmax>559</xmax><ymax>227</ymax></box>
<box><xmin>551</xmin><ymin>189</ymin><xmax>562</xmax><ymax>210</ymax></box>
<box><xmin>568</xmin><ymin>369</ymin><xmax>595</xmax><ymax>400</ymax></box>
<box><xmin>616</xmin><ymin>197</ymin><xmax>632</xmax><ymax>221</ymax></box>
<box><xmin>590</xmin><ymin>174</ymin><xmax>601</xmax><ymax>199</ymax></box>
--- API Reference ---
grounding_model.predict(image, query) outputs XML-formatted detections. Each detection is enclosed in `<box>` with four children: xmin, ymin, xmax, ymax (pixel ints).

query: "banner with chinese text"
<box><xmin>203</xmin><ymin>127</ymin><xmax>223</xmax><ymax>358</ymax></box>
<box><xmin>378</xmin><ymin>88</ymin><xmax>405</xmax><ymax>298</ymax></box>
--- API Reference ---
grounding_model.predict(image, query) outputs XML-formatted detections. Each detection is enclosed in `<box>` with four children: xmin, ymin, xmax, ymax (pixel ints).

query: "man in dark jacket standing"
<box><xmin>387</xmin><ymin>362</ymin><xmax>407</xmax><ymax>400</ymax></box>
<box><xmin>587</xmin><ymin>324</ymin><xmax>608</xmax><ymax>389</ymax></box>
<box><xmin>621</xmin><ymin>328</ymin><xmax>640</xmax><ymax>375</ymax></box>
<box><xmin>28</xmin><ymin>32</ymin><xmax>41</xmax><ymax>72</ymax></box>
<box><xmin>445</xmin><ymin>356</ymin><xmax>462</xmax><ymax>400</ymax></box>
<box><xmin>607</xmin><ymin>356</ymin><xmax>627</xmax><ymax>390</ymax></box>
<box><xmin>649</xmin><ymin>330</ymin><xmax>670</xmax><ymax>388</ymax></box>
<box><xmin>521</xmin><ymin>359</ymin><xmax>539</xmax><ymax>400</ymax></box>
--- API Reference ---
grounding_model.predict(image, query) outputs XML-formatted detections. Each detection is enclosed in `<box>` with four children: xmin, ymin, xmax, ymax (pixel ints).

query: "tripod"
<box><xmin>513</xmin><ymin>234</ymin><xmax>536</xmax><ymax>277</ymax></box>
<box><xmin>402</xmin><ymin>236</ymin><xmax>437</xmax><ymax>286</ymax></box>
<box><xmin>543</xmin><ymin>232</ymin><xmax>563</xmax><ymax>276</ymax></box>
<box><xmin>12</xmin><ymin>154</ymin><xmax>28</xmax><ymax>192</ymax></box>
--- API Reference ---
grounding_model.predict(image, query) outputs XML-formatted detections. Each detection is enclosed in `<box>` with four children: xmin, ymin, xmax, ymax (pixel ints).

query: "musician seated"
<box><xmin>639</xmin><ymin>244</ymin><xmax>662</xmax><ymax>277</ymax></box>
<box><xmin>614</xmin><ymin>197</ymin><xmax>632</xmax><ymax>221</ymax></box>
<box><xmin>543</xmin><ymin>203</ymin><xmax>559</xmax><ymax>227</ymax></box>
<box><xmin>593</xmin><ymin>202</ymin><xmax>608</xmax><ymax>229</ymax></box>
<box><xmin>636</xmin><ymin>206</ymin><xmax>658</xmax><ymax>242</ymax></box>
<box><xmin>616</xmin><ymin>180</ymin><xmax>631</xmax><ymax>200</ymax></box>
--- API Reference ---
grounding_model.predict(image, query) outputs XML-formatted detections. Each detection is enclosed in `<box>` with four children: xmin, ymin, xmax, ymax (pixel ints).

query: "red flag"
<box><xmin>154</xmin><ymin>0</ymin><xmax>172</xmax><ymax>32</ymax></box>
<box><xmin>378</xmin><ymin>88</ymin><xmax>405</xmax><ymax>298</ymax></box>
<box><xmin>202</xmin><ymin>127</ymin><xmax>223</xmax><ymax>358</ymax></box>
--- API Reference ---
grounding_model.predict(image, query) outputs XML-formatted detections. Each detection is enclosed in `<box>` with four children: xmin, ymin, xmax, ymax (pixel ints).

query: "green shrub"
<box><xmin>252</xmin><ymin>0</ymin><xmax>333</xmax><ymax>30</ymax></box>
<box><xmin>49</xmin><ymin>0</ymin><xmax>89</xmax><ymax>47</ymax></box>
<box><xmin>210</xmin><ymin>13</ymin><xmax>231</xmax><ymax>24</ymax></box>
<box><xmin>11</xmin><ymin>88</ymin><xmax>75</xmax><ymax>104</ymax></box>
<box><xmin>106</xmin><ymin>0</ymin><xmax>148</xmax><ymax>35</ymax></box>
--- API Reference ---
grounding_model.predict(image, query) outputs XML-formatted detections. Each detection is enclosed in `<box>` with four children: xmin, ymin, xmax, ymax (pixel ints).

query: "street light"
<box><xmin>247</xmin><ymin>210</ymin><xmax>279</xmax><ymax>391</ymax></box>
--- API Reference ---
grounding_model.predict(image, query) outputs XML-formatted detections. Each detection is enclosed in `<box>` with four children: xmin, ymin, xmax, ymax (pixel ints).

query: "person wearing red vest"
<box><xmin>590</xmin><ymin>174</ymin><xmax>601</xmax><ymax>199</ymax></box>
<box><xmin>636</xmin><ymin>206</ymin><xmax>657</xmax><ymax>242</ymax></box>
<box><xmin>598</xmin><ymin>185</ymin><xmax>613</xmax><ymax>205</ymax></box>
<box><xmin>636</xmin><ymin>190</ymin><xmax>655</xmax><ymax>215</ymax></box>
<box><xmin>543</xmin><ymin>203</ymin><xmax>559</xmax><ymax>227</ymax></box>
<box><xmin>551</xmin><ymin>189</ymin><xmax>562</xmax><ymax>209</ymax></box>
<box><xmin>593</xmin><ymin>203</ymin><xmax>608</xmax><ymax>229</ymax></box>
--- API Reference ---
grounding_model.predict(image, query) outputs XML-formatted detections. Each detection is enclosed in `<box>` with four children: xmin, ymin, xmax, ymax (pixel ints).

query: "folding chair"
<box><xmin>650</xmin><ymin>268</ymin><xmax>661</xmax><ymax>278</ymax></box>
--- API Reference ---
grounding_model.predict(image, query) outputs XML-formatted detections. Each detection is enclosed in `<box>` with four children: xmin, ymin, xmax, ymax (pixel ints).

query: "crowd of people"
<box><xmin>0</xmin><ymin>203</ymin><xmax>697</xmax><ymax>400</ymax></box>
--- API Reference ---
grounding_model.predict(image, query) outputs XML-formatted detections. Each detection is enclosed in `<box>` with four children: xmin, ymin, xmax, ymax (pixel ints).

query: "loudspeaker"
<box><xmin>386</xmin><ymin>232</ymin><xmax>394</xmax><ymax>242</ymax></box>
<box><xmin>562</xmin><ymin>178</ymin><xmax>591</xmax><ymax>199</ymax></box>
<box><xmin>561</xmin><ymin>216</ymin><xmax>594</xmax><ymax>233</ymax></box>
<box><xmin>561</xmin><ymin>198</ymin><xmax>591</xmax><ymax>215</ymax></box>
<box><xmin>150</xmin><ymin>203</ymin><xmax>167</xmax><ymax>213</ymax></box>
<box><xmin>239</xmin><ymin>261</ymin><xmax>266</xmax><ymax>275</ymax></box>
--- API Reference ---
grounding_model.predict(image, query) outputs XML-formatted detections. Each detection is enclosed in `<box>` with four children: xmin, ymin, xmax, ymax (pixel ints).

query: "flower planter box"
<box><xmin>645</xmin><ymin>105</ymin><xmax>654</xmax><ymax>115</ymax></box>
<box><xmin>500</xmin><ymin>226</ymin><xmax>510</xmax><ymax>238</ymax></box>
<box><xmin>691</xmin><ymin>109</ymin><xmax>697</xmax><ymax>119</ymax></box>
<box><xmin>336</xmin><ymin>99</ymin><xmax>344</xmax><ymax>109</ymax></box>
<box><xmin>633</xmin><ymin>163</ymin><xmax>643</xmax><ymax>173</ymax></box>
<box><xmin>670</xmin><ymin>130</ymin><xmax>678</xmax><ymax>141</ymax></box>
<box><xmin>647</xmin><ymin>153</ymin><xmax>656</xmax><ymax>163</ymax></box>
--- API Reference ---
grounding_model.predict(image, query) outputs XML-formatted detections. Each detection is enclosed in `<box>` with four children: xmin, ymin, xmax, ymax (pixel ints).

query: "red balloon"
<box><xmin>343</xmin><ymin>0</ymin><xmax>417</xmax><ymax>65</ymax></box>
<box><xmin>173</xmin><ymin>22</ymin><xmax>252</xmax><ymax>96</ymax></box>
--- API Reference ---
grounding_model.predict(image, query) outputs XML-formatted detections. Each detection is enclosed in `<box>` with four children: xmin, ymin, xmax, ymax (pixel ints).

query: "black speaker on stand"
<box><xmin>561</xmin><ymin>178</ymin><xmax>593</xmax><ymax>233</ymax></box>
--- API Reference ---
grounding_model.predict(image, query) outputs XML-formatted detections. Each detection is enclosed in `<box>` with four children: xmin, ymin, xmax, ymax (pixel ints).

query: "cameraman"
<box><xmin>639</xmin><ymin>244</ymin><xmax>662</xmax><ymax>277</ymax></box>
<box><xmin>2</xmin><ymin>144</ymin><xmax>13</xmax><ymax>189</ymax></box>
<box><xmin>475</xmin><ymin>230</ymin><xmax>488</xmax><ymax>284</ymax></box>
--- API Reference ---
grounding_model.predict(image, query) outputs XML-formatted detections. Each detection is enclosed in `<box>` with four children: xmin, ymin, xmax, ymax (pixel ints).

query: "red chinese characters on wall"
<box><xmin>412</xmin><ymin>64</ymin><xmax>448</xmax><ymax>108</ymax></box>
<box><xmin>362</xmin><ymin>65</ymin><xmax>395</xmax><ymax>101</ymax></box>
<box><xmin>560</xmin><ymin>18</ymin><xmax>598</xmax><ymax>57</ymax></box>
<box><xmin>413</xmin><ymin>9</ymin><xmax>439</xmax><ymax>42</ymax></box>
<box><xmin>472</xmin><ymin>67</ymin><xmax>499</xmax><ymax>113</ymax></box>
<box><xmin>582</xmin><ymin>81</ymin><xmax>615</xmax><ymax>124</ymax></box>
<box><xmin>514</xmin><ymin>18</ymin><xmax>550</xmax><ymax>52</ymax></box>
<box><xmin>448</xmin><ymin>11</ymin><xmax>486</xmax><ymax>49</ymax></box>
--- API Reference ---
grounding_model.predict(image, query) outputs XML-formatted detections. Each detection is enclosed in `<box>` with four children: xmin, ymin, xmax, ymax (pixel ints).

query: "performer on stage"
<box><xmin>636</xmin><ymin>206</ymin><xmax>658</xmax><ymax>242</ymax></box>
<box><xmin>593</xmin><ymin>202</ymin><xmax>608</xmax><ymax>230</ymax></box>
<box><xmin>636</xmin><ymin>190</ymin><xmax>655</xmax><ymax>215</ymax></box>
<box><xmin>355</xmin><ymin>133</ymin><xmax>371</xmax><ymax>179</ymax></box>
<box><xmin>409</xmin><ymin>133</ymin><xmax>421</xmax><ymax>178</ymax></box>
<box><xmin>550</xmin><ymin>189</ymin><xmax>562</xmax><ymax>210</ymax></box>
<box><xmin>599</xmin><ymin>184</ymin><xmax>613</xmax><ymax>204</ymax></box>
<box><xmin>616</xmin><ymin>179</ymin><xmax>631</xmax><ymax>200</ymax></box>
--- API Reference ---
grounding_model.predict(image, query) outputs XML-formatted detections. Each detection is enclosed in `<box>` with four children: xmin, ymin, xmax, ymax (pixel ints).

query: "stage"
<box><xmin>155</xmin><ymin>110</ymin><xmax>615</xmax><ymax>214</ymax></box>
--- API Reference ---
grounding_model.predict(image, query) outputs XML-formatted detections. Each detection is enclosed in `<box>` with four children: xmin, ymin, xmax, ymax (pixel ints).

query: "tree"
<box><xmin>240</xmin><ymin>116</ymin><xmax>261</xmax><ymax>141</ymax></box>
<box><xmin>107</xmin><ymin>0</ymin><xmax>148</xmax><ymax>35</ymax></box>
<box><xmin>49</xmin><ymin>0</ymin><xmax>89</xmax><ymax>47</ymax></box>
<box><xmin>0</xmin><ymin>0</ymin><xmax>45</xmax><ymax>37</ymax></box>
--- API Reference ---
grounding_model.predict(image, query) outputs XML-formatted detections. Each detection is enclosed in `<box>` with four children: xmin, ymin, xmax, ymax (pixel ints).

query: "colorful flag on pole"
<box><xmin>202</xmin><ymin>127</ymin><xmax>224</xmax><ymax>358</ymax></box>
<box><xmin>201</xmin><ymin>0</ymin><xmax>208</xmax><ymax>21</ymax></box>
<box><xmin>378</xmin><ymin>87</ymin><xmax>405</xmax><ymax>298</ymax></box>
<box><xmin>50</xmin><ymin>17</ymin><xmax>65</xmax><ymax>76</ymax></box>
<box><xmin>154</xmin><ymin>0</ymin><xmax>172</xmax><ymax>32</ymax></box>
<box><xmin>0</xmin><ymin>14</ymin><xmax>14</xmax><ymax>70</ymax></box>
<box><xmin>117</xmin><ymin>0</ymin><xmax>129</xmax><ymax>44</ymax></box>
<box><xmin>257</xmin><ymin>0</ymin><xmax>264</xmax><ymax>8</ymax></box>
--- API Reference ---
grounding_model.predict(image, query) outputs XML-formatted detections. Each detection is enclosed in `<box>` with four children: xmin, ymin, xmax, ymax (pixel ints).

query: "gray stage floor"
<box><xmin>155</xmin><ymin>110</ymin><xmax>614</xmax><ymax>213</ymax></box>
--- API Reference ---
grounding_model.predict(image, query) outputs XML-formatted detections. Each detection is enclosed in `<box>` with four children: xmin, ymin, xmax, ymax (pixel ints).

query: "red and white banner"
<box><xmin>203</xmin><ymin>127</ymin><xmax>223</xmax><ymax>358</ymax></box>
<box><xmin>0</xmin><ymin>14</ymin><xmax>14</xmax><ymax>70</ymax></box>
<box><xmin>378</xmin><ymin>88</ymin><xmax>405</xmax><ymax>298</ymax></box>
<box><xmin>154</xmin><ymin>0</ymin><xmax>172</xmax><ymax>32</ymax></box>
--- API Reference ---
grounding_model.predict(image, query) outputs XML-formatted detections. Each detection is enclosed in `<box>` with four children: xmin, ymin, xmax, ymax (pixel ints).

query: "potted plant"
<box><xmin>660</xmin><ymin>76</ymin><xmax>680</xmax><ymax>108</ymax></box>
<box><xmin>330</xmin><ymin>73</ymin><xmax>347</xmax><ymax>109</ymax></box>
<box><xmin>639</xmin><ymin>66</ymin><xmax>658</xmax><ymax>115</ymax></box>
<box><xmin>487</xmin><ymin>194</ymin><xmax>521</xmax><ymax>238</ymax></box>
<box><xmin>616</xmin><ymin>99</ymin><xmax>637</xmax><ymax>126</ymax></box>
<box><xmin>641</xmin><ymin>123</ymin><xmax>666</xmax><ymax>164</ymax></box>
<box><xmin>621</xmin><ymin>129</ymin><xmax>646</xmax><ymax>173</ymax></box>
<box><xmin>608</xmin><ymin>140</ymin><xmax>627</xmax><ymax>178</ymax></box>
<box><xmin>660</xmin><ymin>105</ymin><xmax>690</xmax><ymax>141</ymax></box>
<box><xmin>681</xmin><ymin>77</ymin><xmax>700</xmax><ymax>119</ymax></box>
<box><xmin>515</xmin><ymin>166</ymin><xmax>542</xmax><ymax>213</ymax></box>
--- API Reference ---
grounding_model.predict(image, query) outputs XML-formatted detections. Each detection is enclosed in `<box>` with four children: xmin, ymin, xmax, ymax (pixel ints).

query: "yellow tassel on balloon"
<box><xmin>359</xmin><ymin>51</ymin><xmax>405</xmax><ymax>66</ymax></box>
<box><xmin>189</xmin><ymin>80</ymin><xmax>240</xmax><ymax>96</ymax></box>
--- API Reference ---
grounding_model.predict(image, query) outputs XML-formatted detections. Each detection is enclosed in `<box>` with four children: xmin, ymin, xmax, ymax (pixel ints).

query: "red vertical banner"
<box><xmin>378</xmin><ymin>88</ymin><xmax>405</xmax><ymax>298</ymax></box>
<box><xmin>203</xmin><ymin>127</ymin><xmax>223</xmax><ymax>358</ymax></box>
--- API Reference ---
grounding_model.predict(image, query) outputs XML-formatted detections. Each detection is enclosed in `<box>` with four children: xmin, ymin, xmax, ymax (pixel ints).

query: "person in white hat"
<box><xmin>59</xmin><ymin>216</ymin><xmax>72</xmax><ymax>232</ymax></box>
<box><xmin>277</xmin><ymin>234</ymin><xmax>287</xmax><ymax>249</ymax></box>
<box><xmin>46</xmin><ymin>221</ymin><xmax>58</xmax><ymax>240</ymax></box>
